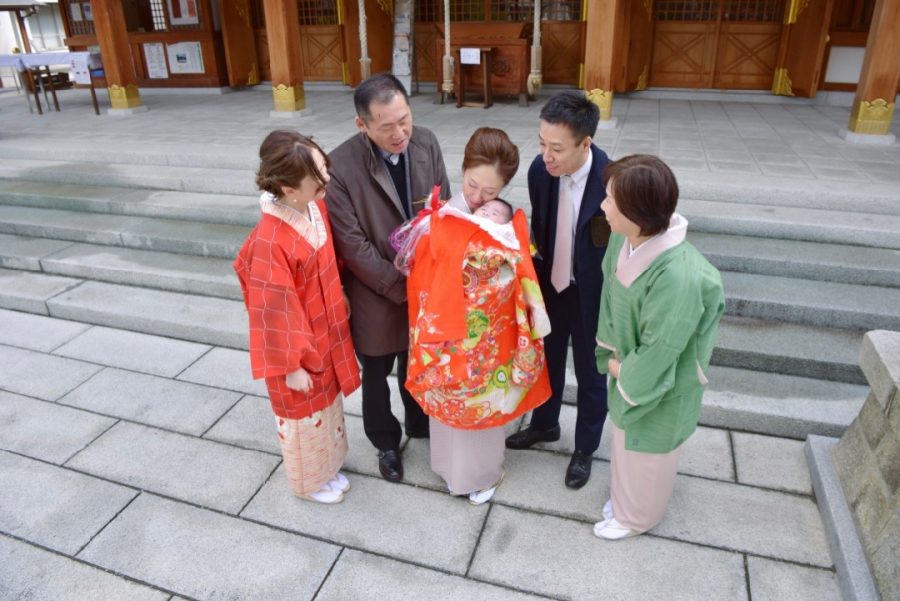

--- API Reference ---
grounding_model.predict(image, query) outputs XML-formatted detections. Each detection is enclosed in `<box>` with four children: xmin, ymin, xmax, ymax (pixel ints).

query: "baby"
<box><xmin>473</xmin><ymin>198</ymin><xmax>514</xmax><ymax>224</ymax></box>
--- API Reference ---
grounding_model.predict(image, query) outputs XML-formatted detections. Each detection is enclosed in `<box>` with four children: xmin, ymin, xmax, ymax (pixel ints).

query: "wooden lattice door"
<box><xmin>298</xmin><ymin>0</ymin><xmax>346</xmax><ymax>81</ymax></box>
<box><xmin>651</xmin><ymin>0</ymin><xmax>785</xmax><ymax>89</ymax></box>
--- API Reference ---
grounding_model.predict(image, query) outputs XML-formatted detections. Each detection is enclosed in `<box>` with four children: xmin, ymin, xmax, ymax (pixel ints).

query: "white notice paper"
<box><xmin>144</xmin><ymin>42</ymin><xmax>169</xmax><ymax>79</ymax></box>
<box><xmin>69</xmin><ymin>53</ymin><xmax>90</xmax><ymax>84</ymax></box>
<box><xmin>460</xmin><ymin>48</ymin><xmax>481</xmax><ymax>65</ymax></box>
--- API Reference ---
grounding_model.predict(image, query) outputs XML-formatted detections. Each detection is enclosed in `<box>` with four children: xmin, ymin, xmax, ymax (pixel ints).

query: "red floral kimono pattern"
<box><xmin>234</xmin><ymin>197</ymin><xmax>360</xmax><ymax>420</ymax></box>
<box><xmin>406</xmin><ymin>206</ymin><xmax>552</xmax><ymax>430</ymax></box>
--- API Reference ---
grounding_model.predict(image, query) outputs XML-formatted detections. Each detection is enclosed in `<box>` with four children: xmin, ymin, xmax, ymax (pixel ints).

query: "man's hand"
<box><xmin>286</xmin><ymin>367</ymin><xmax>312</xmax><ymax>392</ymax></box>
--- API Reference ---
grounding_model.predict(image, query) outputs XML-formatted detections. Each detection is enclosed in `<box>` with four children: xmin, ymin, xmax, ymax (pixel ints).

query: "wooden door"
<box><xmin>219</xmin><ymin>0</ymin><xmax>260</xmax><ymax>86</ymax></box>
<box><xmin>298</xmin><ymin>0</ymin><xmax>345</xmax><ymax>81</ymax></box>
<box><xmin>774</xmin><ymin>0</ymin><xmax>834</xmax><ymax>96</ymax></box>
<box><xmin>651</xmin><ymin>0</ymin><xmax>785</xmax><ymax>89</ymax></box>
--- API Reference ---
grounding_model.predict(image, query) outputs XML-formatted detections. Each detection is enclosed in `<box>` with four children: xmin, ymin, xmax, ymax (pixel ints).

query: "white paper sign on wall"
<box><xmin>460</xmin><ymin>48</ymin><xmax>481</xmax><ymax>65</ymax></box>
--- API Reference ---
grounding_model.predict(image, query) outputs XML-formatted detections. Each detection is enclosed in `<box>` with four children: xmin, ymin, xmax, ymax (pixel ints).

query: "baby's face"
<box><xmin>474</xmin><ymin>200</ymin><xmax>511</xmax><ymax>224</ymax></box>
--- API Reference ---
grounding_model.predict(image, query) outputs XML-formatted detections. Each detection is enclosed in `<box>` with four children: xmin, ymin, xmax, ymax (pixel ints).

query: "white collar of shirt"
<box><xmin>380</xmin><ymin>148</ymin><xmax>402</xmax><ymax>165</ymax></box>
<box><xmin>565</xmin><ymin>149</ymin><xmax>593</xmax><ymax>191</ymax></box>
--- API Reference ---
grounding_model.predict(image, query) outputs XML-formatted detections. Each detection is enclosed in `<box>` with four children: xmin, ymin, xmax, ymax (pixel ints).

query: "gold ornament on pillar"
<box><xmin>248</xmin><ymin>63</ymin><xmax>260</xmax><ymax>86</ymax></box>
<box><xmin>849</xmin><ymin>99</ymin><xmax>895</xmax><ymax>136</ymax></box>
<box><xmin>586</xmin><ymin>89</ymin><xmax>613</xmax><ymax>121</ymax></box>
<box><xmin>636</xmin><ymin>64</ymin><xmax>649</xmax><ymax>91</ymax></box>
<box><xmin>783</xmin><ymin>0</ymin><xmax>810</xmax><ymax>24</ymax></box>
<box><xmin>272</xmin><ymin>83</ymin><xmax>305</xmax><ymax>112</ymax></box>
<box><xmin>108</xmin><ymin>84</ymin><xmax>142</xmax><ymax>109</ymax></box>
<box><xmin>771</xmin><ymin>68</ymin><xmax>794</xmax><ymax>96</ymax></box>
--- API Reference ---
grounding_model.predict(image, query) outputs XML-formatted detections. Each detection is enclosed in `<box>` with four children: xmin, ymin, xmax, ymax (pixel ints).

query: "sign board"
<box><xmin>69</xmin><ymin>53</ymin><xmax>90</xmax><ymax>84</ymax></box>
<box><xmin>166</xmin><ymin>41</ymin><xmax>204</xmax><ymax>74</ymax></box>
<box><xmin>167</xmin><ymin>0</ymin><xmax>201</xmax><ymax>26</ymax></box>
<box><xmin>460</xmin><ymin>47</ymin><xmax>481</xmax><ymax>65</ymax></box>
<box><xmin>144</xmin><ymin>43</ymin><xmax>169</xmax><ymax>79</ymax></box>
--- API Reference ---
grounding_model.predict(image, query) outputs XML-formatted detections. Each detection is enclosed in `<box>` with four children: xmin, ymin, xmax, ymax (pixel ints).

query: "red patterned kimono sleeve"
<box><xmin>240</xmin><ymin>237</ymin><xmax>324</xmax><ymax>380</ymax></box>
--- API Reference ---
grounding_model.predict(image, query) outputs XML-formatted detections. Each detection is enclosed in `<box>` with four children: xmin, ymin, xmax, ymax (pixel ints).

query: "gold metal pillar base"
<box><xmin>848</xmin><ymin>98</ymin><xmax>895</xmax><ymax>136</ymax></box>
<box><xmin>107</xmin><ymin>84</ymin><xmax>142</xmax><ymax>109</ymax></box>
<box><xmin>585</xmin><ymin>88</ymin><xmax>614</xmax><ymax>122</ymax></box>
<box><xmin>272</xmin><ymin>84</ymin><xmax>306</xmax><ymax>112</ymax></box>
<box><xmin>772</xmin><ymin>68</ymin><xmax>794</xmax><ymax>96</ymax></box>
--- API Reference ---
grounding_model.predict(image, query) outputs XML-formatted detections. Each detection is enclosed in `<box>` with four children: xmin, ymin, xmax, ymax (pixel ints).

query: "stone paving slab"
<box><xmin>0</xmin><ymin>343</ymin><xmax>101</xmax><ymax>401</ymax></box>
<box><xmin>120</xmin><ymin>218</ymin><xmax>246</xmax><ymax>259</ymax></box>
<box><xmin>747</xmin><ymin>556</ymin><xmax>841</xmax><ymax>601</ymax></box>
<box><xmin>78</xmin><ymin>493</ymin><xmax>340</xmax><ymax>601</ymax></box>
<box><xmin>0</xmin><ymin>307</ymin><xmax>89</xmax><ymax>351</ymax></box>
<box><xmin>0</xmin><ymin>450</ymin><xmax>137</xmax><ymax>554</ymax></box>
<box><xmin>46</xmin><ymin>281</ymin><xmax>247</xmax><ymax>349</ymax></box>
<box><xmin>0</xmin><ymin>390</ymin><xmax>115</xmax><ymax>464</ymax></box>
<box><xmin>0</xmin><ymin>535</ymin><xmax>168</xmax><ymax>601</ymax></box>
<box><xmin>0</xmin><ymin>204</ymin><xmax>145</xmax><ymax>246</ymax></box>
<box><xmin>0</xmin><ymin>267</ymin><xmax>81</xmax><ymax>314</ymax></box>
<box><xmin>67</xmin><ymin>421</ymin><xmax>279</xmax><ymax>513</ymax></box>
<box><xmin>242</xmin><ymin>469</ymin><xmax>487</xmax><ymax>574</ymax></box>
<box><xmin>0</xmin><ymin>232</ymin><xmax>74</xmax><ymax>270</ymax></box>
<box><xmin>59</xmin><ymin>367</ymin><xmax>240</xmax><ymax>436</ymax></box>
<box><xmin>702</xmin><ymin>366</ymin><xmax>867</xmax><ymax>439</ymax></box>
<box><xmin>317</xmin><ymin>549</ymin><xmax>547</xmax><ymax>601</ymax></box>
<box><xmin>176</xmin><ymin>346</ymin><xmax>268</xmax><ymax>396</ymax></box>
<box><xmin>657</xmin><ymin>475</ymin><xmax>832</xmax><ymax>567</ymax></box>
<box><xmin>116</xmin><ymin>189</ymin><xmax>258</xmax><ymax>226</ymax></box>
<box><xmin>202</xmin><ymin>394</ymin><xmax>280</xmax><ymax>454</ymax></box>
<box><xmin>53</xmin><ymin>325</ymin><xmax>211</xmax><ymax>378</ymax></box>
<box><xmin>469</xmin><ymin>505</ymin><xmax>748</xmax><ymax>601</ymax></box>
<box><xmin>516</xmin><ymin>407</ymin><xmax>735</xmax><ymax>482</ymax></box>
<box><xmin>733</xmin><ymin>431</ymin><xmax>813</xmax><ymax>495</ymax></box>
<box><xmin>0</xmin><ymin>179</ymin><xmax>121</xmax><ymax>213</ymax></box>
<box><xmin>41</xmin><ymin>242</ymin><xmax>240</xmax><ymax>299</ymax></box>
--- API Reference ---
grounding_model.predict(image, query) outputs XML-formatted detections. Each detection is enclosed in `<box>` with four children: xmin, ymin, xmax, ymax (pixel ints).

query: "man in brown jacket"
<box><xmin>326</xmin><ymin>74</ymin><xmax>451</xmax><ymax>482</ymax></box>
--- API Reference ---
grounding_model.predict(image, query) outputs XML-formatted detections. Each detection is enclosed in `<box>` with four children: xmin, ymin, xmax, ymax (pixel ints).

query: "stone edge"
<box><xmin>804</xmin><ymin>435</ymin><xmax>880</xmax><ymax>601</ymax></box>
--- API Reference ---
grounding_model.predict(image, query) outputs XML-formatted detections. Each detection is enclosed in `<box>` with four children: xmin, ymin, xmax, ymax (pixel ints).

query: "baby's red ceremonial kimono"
<box><xmin>234</xmin><ymin>197</ymin><xmax>360</xmax><ymax>420</ymax></box>
<box><xmin>406</xmin><ymin>203</ymin><xmax>552</xmax><ymax>430</ymax></box>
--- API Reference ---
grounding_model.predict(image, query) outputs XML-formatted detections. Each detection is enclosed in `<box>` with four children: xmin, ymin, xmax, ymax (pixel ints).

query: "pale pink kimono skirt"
<box><xmin>609</xmin><ymin>422</ymin><xmax>684</xmax><ymax>533</ymax></box>
<box><xmin>429</xmin><ymin>417</ymin><xmax>505</xmax><ymax>495</ymax></box>
<box><xmin>276</xmin><ymin>397</ymin><xmax>348</xmax><ymax>496</ymax></box>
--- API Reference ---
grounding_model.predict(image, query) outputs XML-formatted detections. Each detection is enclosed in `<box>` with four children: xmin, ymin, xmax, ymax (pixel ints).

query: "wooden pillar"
<box><xmin>844</xmin><ymin>0</ymin><xmax>899</xmax><ymax>140</ymax></box>
<box><xmin>91</xmin><ymin>0</ymin><xmax>145</xmax><ymax>111</ymax></box>
<box><xmin>14</xmin><ymin>10</ymin><xmax>33</xmax><ymax>53</ymax></box>
<box><xmin>582</xmin><ymin>0</ymin><xmax>624</xmax><ymax>128</ymax></box>
<box><xmin>263</xmin><ymin>0</ymin><xmax>305</xmax><ymax>113</ymax></box>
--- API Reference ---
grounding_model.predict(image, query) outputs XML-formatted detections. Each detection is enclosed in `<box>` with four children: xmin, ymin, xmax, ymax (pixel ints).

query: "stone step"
<box><xmin>0</xmin><ymin>180</ymin><xmax>258</xmax><ymax>227</ymax></box>
<box><xmin>710</xmin><ymin>316</ymin><xmax>864</xmax><ymax>385</ymax></box>
<box><xmin>682</xmin><ymin>199</ymin><xmax>900</xmax><ymax>251</ymax></box>
<box><xmin>0</xmin><ymin>157</ymin><xmax>256</xmax><ymax>197</ymax></box>
<box><xmin>0</xmin><ymin>205</ymin><xmax>248</xmax><ymax>259</ymax></box>
<box><xmin>689</xmin><ymin>230</ymin><xmax>900</xmax><ymax>287</ymax></box>
<box><xmin>722</xmin><ymin>270</ymin><xmax>900</xmax><ymax>331</ymax></box>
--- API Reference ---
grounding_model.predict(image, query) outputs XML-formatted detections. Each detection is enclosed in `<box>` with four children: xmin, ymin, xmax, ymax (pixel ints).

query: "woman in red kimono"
<box><xmin>404</xmin><ymin>128</ymin><xmax>552</xmax><ymax>505</ymax></box>
<box><xmin>234</xmin><ymin>130</ymin><xmax>360</xmax><ymax>504</ymax></box>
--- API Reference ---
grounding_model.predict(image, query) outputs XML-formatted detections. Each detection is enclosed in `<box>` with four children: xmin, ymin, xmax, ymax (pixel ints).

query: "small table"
<box><xmin>0</xmin><ymin>52</ymin><xmax>103</xmax><ymax>115</ymax></box>
<box><xmin>453</xmin><ymin>47</ymin><xmax>493</xmax><ymax>109</ymax></box>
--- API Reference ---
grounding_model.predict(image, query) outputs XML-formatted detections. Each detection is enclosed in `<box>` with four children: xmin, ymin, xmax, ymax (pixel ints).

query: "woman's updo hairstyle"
<box><xmin>462</xmin><ymin>127</ymin><xmax>520</xmax><ymax>186</ymax></box>
<box><xmin>603</xmin><ymin>154</ymin><xmax>678</xmax><ymax>237</ymax></box>
<box><xmin>255</xmin><ymin>130</ymin><xmax>329</xmax><ymax>199</ymax></box>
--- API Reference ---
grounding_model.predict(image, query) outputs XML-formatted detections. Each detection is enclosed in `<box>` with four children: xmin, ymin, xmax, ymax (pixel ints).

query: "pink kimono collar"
<box><xmin>615</xmin><ymin>213</ymin><xmax>688</xmax><ymax>288</ymax></box>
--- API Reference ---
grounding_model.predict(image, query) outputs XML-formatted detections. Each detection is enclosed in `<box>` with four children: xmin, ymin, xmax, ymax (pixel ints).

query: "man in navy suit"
<box><xmin>506</xmin><ymin>92</ymin><xmax>610</xmax><ymax>489</ymax></box>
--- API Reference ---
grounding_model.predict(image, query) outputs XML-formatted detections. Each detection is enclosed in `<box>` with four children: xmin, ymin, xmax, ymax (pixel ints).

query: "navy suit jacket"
<box><xmin>528</xmin><ymin>144</ymin><xmax>611</xmax><ymax>337</ymax></box>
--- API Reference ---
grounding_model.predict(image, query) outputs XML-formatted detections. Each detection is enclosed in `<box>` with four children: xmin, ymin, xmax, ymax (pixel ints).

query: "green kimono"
<box><xmin>595</xmin><ymin>219</ymin><xmax>725</xmax><ymax>454</ymax></box>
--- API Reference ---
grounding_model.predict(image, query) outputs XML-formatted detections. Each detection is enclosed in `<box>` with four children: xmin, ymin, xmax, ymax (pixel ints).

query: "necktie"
<box><xmin>551</xmin><ymin>175</ymin><xmax>573</xmax><ymax>292</ymax></box>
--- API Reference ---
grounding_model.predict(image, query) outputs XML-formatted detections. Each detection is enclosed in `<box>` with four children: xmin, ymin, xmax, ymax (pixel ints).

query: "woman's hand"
<box><xmin>608</xmin><ymin>359</ymin><xmax>621</xmax><ymax>379</ymax></box>
<box><xmin>286</xmin><ymin>367</ymin><xmax>312</xmax><ymax>392</ymax></box>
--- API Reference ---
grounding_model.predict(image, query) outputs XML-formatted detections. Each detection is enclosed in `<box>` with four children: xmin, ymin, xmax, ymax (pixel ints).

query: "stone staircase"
<box><xmin>2</xmin><ymin>135</ymin><xmax>897</xmax><ymax>440</ymax></box>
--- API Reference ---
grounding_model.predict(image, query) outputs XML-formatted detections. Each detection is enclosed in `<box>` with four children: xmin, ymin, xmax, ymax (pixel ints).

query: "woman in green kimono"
<box><xmin>593</xmin><ymin>155</ymin><xmax>725</xmax><ymax>540</ymax></box>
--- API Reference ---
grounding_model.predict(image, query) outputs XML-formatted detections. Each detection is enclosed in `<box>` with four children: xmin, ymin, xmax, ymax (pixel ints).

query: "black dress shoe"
<box><xmin>565</xmin><ymin>450</ymin><xmax>593</xmax><ymax>489</ymax></box>
<box><xmin>378</xmin><ymin>449</ymin><xmax>403</xmax><ymax>482</ymax></box>
<box><xmin>505</xmin><ymin>424</ymin><xmax>561</xmax><ymax>450</ymax></box>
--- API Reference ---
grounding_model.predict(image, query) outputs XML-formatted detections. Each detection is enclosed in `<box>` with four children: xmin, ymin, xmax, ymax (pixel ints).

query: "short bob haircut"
<box><xmin>255</xmin><ymin>130</ymin><xmax>329</xmax><ymax>199</ymax></box>
<box><xmin>603</xmin><ymin>154</ymin><xmax>679</xmax><ymax>237</ymax></box>
<box><xmin>353</xmin><ymin>73</ymin><xmax>410</xmax><ymax>123</ymax></box>
<box><xmin>461</xmin><ymin>126</ymin><xmax>520</xmax><ymax>186</ymax></box>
